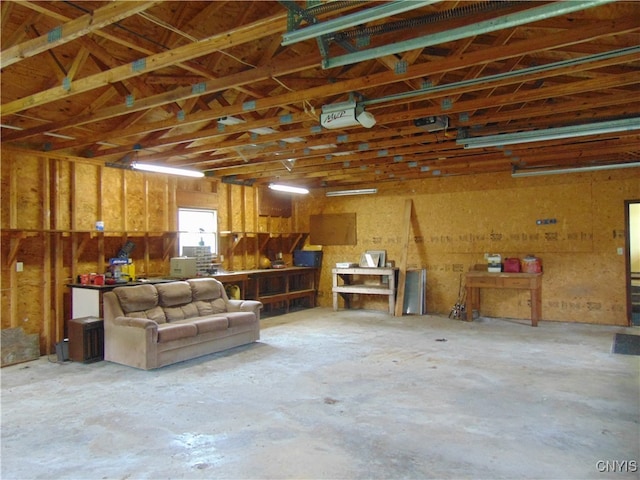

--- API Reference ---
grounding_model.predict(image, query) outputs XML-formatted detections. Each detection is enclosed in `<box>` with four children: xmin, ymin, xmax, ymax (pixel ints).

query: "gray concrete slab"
<box><xmin>2</xmin><ymin>309</ymin><xmax>639</xmax><ymax>480</ymax></box>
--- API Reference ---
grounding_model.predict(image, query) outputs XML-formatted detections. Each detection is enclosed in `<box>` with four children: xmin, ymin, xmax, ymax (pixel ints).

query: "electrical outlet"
<box><xmin>16</xmin><ymin>262</ymin><xmax>23</xmax><ymax>272</ymax></box>
<box><xmin>617</xmin><ymin>247</ymin><xmax>624</xmax><ymax>255</ymax></box>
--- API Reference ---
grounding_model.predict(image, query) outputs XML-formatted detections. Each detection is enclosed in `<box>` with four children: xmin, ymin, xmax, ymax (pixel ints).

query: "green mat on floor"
<box><xmin>612</xmin><ymin>333</ymin><xmax>640</xmax><ymax>356</ymax></box>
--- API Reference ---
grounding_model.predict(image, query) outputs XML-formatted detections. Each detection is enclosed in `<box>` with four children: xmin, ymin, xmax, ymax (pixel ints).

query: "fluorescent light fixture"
<box><xmin>218</xmin><ymin>116</ymin><xmax>245</xmax><ymax>125</ymax></box>
<box><xmin>326</xmin><ymin>188</ymin><xmax>378</xmax><ymax>197</ymax></box>
<box><xmin>309</xmin><ymin>144</ymin><xmax>338</xmax><ymax>150</ymax></box>
<box><xmin>0</xmin><ymin>123</ymin><xmax>23</xmax><ymax>130</ymax></box>
<box><xmin>282</xmin><ymin>137</ymin><xmax>305</xmax><ymax>143</ymax></box>
<box><xmin>43</xmin><ymin>132</ymin><xmax>76</xmax><ymax>140</ymax></box>
<box><xmin>132</xmin><ymin>163</ymin><xmax>204</xmax><ymax>177</ymax></box>
<box><xmin>269</xmin><ymin>183</ymin><xmax>309</xmax><ymax>194</ymax></box>
<box><xmin>458</xmin><ymin>117</ymin><xmax>640</xmax><ymax>149</ymax></box>
<box><xmin>250</xmin><ymin>127</ymin><xmax>277</xmax><ymax>135</ymax></box>
<box><xmin>512</xmin><ymin>162</ymin><xmax>640</xmax><ymax>178</ymax></box>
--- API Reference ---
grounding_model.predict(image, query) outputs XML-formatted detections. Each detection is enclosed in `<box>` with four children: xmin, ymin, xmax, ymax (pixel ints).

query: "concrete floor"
<box><xmin>1</xmin><ymin>308</ymin><xmax>639</xmax><ymax>480</ymax></box>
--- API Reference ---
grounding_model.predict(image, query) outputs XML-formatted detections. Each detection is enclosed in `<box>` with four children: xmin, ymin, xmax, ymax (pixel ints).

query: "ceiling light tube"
<box><xmin>132</xmin><ymin>163</ymin><xmax>204</xmax><ymax>178</ymax></box>
<box><xmin>43</xmin><ymin>132</ymin><xmax>76</xmax><ymax>140</ymax></box>
<box><xmin>281</xmin><ymin>0</ymin><xmax>439</xmax><ymax>46</ymax></box>
<box><xmin>326</xmin><ymin>188</ymin><xmax>378</xmax><ymax>197</ymax></box>
<box><xmin>0</xmin><ymin>123</ymin><xmax>23</xmax><ymax>130</ymax></box>
<box><xmin>459</xmin><ymin>117</ymin><xmax>640</xmax><ymax>149</ymax></box>
<box><xmin>269</xmin><ymin>184</ymin><xmax>309</xmax><ymax>194</ymax></box>
<box><xmin>512</xmin><ymin>162</ymin><xmax>640</xmax><ymax>178</ymax></box>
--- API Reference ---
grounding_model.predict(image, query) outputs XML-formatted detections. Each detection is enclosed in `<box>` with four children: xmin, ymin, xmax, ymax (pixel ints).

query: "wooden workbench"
<box><xmin>332</xmin><ymin>267</ymin><xmax>398</xmax><ymax>315</ymax></box>
<box><xmin>465</xmin><ymin>271</ymin><xmax>543</xmax><ymax>327</ymax></box>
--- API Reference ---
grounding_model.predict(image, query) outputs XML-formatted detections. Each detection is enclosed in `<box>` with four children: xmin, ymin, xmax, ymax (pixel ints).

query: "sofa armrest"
<box><xmin>104</xmin><ymin>316</ymin><xmax>159</xmax><ymax>370</ymax></box>
<box><xmin>227</xmin><ymin>299</ymin><xmax>263</xmax><ymax>315</ymax></box>
<box><xmin>112</xmin><ymin>316</ymin><xmax>158</xmax><ymax>331</ymax></box>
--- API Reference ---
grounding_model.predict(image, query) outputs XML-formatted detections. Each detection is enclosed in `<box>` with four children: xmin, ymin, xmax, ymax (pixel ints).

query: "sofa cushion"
<box><xmin>194</xmin><ymin>299</ymin><xmax>227</xmax><ymax>316</ymax></box>
<box><xmin>191</xmin><ymin>316</ymin><xmax>229</xmax><ymax>334</ymax></box>
<box><xmin>156</xmin><ymin>323</ymin><xmax>198</xmax><ymax>343</ymax></box>
<box><xmin>226</xmin><ymin>311</ymin><xmax>257</xmax><ymax>328</ymax></box>
<box><xmin>188</xmin><ymin>278</ymin><xmax>225</xmax><ymax>301</ymax></box>
<box><xmin>114</xmin><ymin>284</ymin><xmax>158</xmax><ymax>313</ymax></box>
<box><xmin>156</xmin><ymin>281</ymin><xmax>193</xmax><ymax>307</ymax></box>
<box><xmin>125</xmin><ymin>305</ymin><xmax>167</xmax><ymax>324</ymax></box>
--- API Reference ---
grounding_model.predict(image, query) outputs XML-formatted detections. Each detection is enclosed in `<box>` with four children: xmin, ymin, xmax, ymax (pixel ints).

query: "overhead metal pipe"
<box><xmin>361</xmin><ymin>46</ymin><xmax>640</xmax><ymax>107</ymax></box>
<box><xmin>282</xmin><ymin>0</ymin><xmax>441</xmax><ymax>46</ymax></box>
<box><xmin>322</xmin><ymin>0</ymin><xmax>614</xmax><ymax>69</ymax></box>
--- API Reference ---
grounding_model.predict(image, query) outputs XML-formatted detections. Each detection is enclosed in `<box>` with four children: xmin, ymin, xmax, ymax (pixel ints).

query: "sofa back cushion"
<box><xmin>113</xmin><ymin>284</ymin><xmax>167</xmax><ymax>324</ymax></box>
<box><xmin>156</xmin><ymin>281</ymin><xmax>200</xmax><ymax>322</ymax></box>
<box><xmin>188</xmin><ymin>278</ymin><xmax>225</xmax><ymax>300</ymax></box>
<box><xmin>156</xmin><ymin>281</ymin><xmax>192</xmax><ymax>306</ymax></box>
<box><xmin>188</xmin><ymin>278</ymin><xmax>227</xmax><ymax>316</ymax></box>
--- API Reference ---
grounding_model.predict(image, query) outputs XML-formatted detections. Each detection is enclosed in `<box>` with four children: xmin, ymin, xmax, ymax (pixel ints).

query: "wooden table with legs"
<box><xmin>465</xmin><ymin>271</ymin><xmax>543</xmax><ymax>326</ymax></box>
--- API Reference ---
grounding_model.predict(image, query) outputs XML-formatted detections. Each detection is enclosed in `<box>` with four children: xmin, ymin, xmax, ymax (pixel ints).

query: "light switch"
<box><xmin>617</xmin><ymin>247</ymin><xmax>624</xmax><ymax>255</ymax></box>
<box><xmin>16</xmin><ymin>262</ymin><xmax>23</xmax><ymax>272</ymax></box>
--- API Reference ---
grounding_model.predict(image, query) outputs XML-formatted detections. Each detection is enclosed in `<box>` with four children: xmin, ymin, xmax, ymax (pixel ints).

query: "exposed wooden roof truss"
<box><xmin>1</xmin><ymin>0</ymin><xmax>638</xmax><ymax>187</ymax></box>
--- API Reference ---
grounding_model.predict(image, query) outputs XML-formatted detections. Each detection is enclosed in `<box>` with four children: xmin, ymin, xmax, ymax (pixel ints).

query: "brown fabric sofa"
<box><xmin>102</xmin><ymin>278</ymin><xmax>262</xmax><ymax>370</ymax></box>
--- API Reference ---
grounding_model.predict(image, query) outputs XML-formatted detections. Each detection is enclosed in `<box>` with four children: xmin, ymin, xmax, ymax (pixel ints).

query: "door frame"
<box><xmin>624</xmin><ymin>199</ymin><xmax>640</xmax><ymax>326</ymax></box>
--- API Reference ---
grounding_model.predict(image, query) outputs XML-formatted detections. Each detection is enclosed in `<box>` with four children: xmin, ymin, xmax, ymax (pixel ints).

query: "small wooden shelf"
<box><xmin>332</xmin><ymin>267</ymin><xmax>398</xmax><ymax>315</ymax></box>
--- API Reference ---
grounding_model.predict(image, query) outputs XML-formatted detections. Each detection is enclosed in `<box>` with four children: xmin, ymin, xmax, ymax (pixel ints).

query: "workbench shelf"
<box><xmin>244</xmin><ymin>267</ymin><xmax>319</xmax><ymax>316</ymax></box>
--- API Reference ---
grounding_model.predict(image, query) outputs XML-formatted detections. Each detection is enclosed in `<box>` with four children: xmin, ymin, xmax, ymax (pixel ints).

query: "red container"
<box><xmin>93</xmin><ymin>274</ymin><xmax>105</xmax><ymax>285</ymax></box>
<box><xmin>80</xmin><ymin>274</ymin><xmax>89</xmax><ymax>285</ymax></box>
<box><xmin>504</xmin><ymin>258</ymin><xmax>521</xmax><ymax>273</ymax></box>
<box><xmin>522</xmin><ymin>255</ymin><xmax>542</xmax><ymax>273</ymax></box>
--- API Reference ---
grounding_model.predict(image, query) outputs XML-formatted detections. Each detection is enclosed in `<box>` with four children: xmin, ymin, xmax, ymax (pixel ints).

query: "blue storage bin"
<box><xmin>293</xmin><ymin>250</ymin><xmax>323</xmax><ymax>267</ymax></box>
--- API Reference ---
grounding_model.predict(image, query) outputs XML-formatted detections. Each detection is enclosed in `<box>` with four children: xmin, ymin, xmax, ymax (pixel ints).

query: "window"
<box><xmin>178</xmin><ymin>208</ymin><xmax>218</xmax><ymax>256</ymax></box>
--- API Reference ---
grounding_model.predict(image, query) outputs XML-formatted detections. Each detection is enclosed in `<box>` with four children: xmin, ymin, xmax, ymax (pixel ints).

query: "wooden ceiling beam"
<box><xmin>1</xmin><ymin>11</ymin><xmax>288</xmax><ymax>116</ymax></box>
<box><xmin>4</xmin><ymin>16</ymin><xmax>635</xmax><ymax>144</ymax></box>
<box><xmin>1</xmin><ymin>1</ymin><xmax>159</xmax><ymax>69</ymax></box>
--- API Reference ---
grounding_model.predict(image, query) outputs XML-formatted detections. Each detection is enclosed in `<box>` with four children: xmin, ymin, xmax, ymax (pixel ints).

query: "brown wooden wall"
<box><xmin>2</xmin><ymin>146</ymin><xmax>637</xmax><ymax>359</ymax></box>
<box><xmin>0</xmin><ymin>147</ymin><xmax>302</xmax><ymax>355</ymax></box>
<box><xmin>300</xmin><ymin>169</ymin><xmax>640</xmax><ymax>325</ymax></box>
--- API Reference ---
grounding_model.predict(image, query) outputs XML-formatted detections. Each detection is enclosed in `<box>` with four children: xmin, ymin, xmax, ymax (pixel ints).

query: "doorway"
<box><xmin>626</xmin><ymin>200</ymin><xmax>640</xmax><ymax>326</ymax></box>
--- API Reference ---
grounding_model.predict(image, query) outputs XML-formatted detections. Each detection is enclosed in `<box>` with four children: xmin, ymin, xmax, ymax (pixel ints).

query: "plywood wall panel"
<box><xmin>55</xmin><ymin>160</ymin><xmax>72</xmax><ymax>230</ymax></box>
<box><xmin>229</xmin><ymin>186</ymin><xmax>245</xmax><ymax>232</ymax></box>
<box><xmin>146</xmin><ymin>176</ymin><xmax>168</xmax><ymax>232</ymax></box>
<box><xmin>102</xmin><ymin>168</ymin><xmax>124</xmax><ymax>231</ymax></box>
<box><xmin>124</xmin><ymin>171</ymin><xmax>146</xmax><ymax>232</ymax></box>
<box><xmin>1</xmin><ymin>154</ymin><xmax>12</xmax><ymax>227</ymax></box>
<box><xmin>14</xmin><ymin>155</ymin><xmax>43</xmax><ymax>230</ymax></box>
<box><xmin>11</xmin><ymin>237</ymin><xmax>45</xmax><ymax>336</ymax></box>
<box><xmin>307</xmin><ymin>169</ymin><xmax>640</xmax><ymax>325</ymax></box>
<box><xmin>73</xmin><ymin>163</ymin><xmax>99</xmax><ymax>230</ymax></box>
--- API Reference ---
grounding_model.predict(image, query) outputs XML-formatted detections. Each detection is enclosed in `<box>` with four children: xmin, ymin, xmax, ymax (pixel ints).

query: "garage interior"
<box><xmin>1</xmin><ymin>1</ymin><xmax>639</xmax><ymax>479</ymax></box>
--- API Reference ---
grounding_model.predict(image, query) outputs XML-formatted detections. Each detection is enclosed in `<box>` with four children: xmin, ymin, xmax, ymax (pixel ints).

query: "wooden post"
<box><xmin>394</xmin><ymin>199</ymin><xmax>413</xmax><ymax>317</ymax></box>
